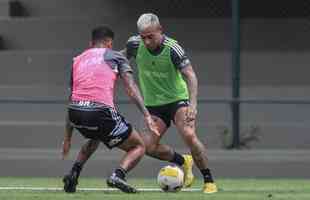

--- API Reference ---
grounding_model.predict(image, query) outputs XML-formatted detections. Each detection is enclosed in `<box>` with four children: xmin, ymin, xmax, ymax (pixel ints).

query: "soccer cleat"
<box><xmin>182</xmin><ymin>154</ymin><xmax>194</xmax><ymax>187</ymax></box>
<box><xmin>203</xmin><ymin>182</ymin><xmax>218</xmax><ymax>194</ymax></box>
<box><xmin>63</xmin><ymin>173</ymin><xmax>78</xmax><ymax>193</ymax></box>
<box><xmin>106</xmin><ymin>173</ymin><xmax>138</xmax><ymax>193</ymax></box>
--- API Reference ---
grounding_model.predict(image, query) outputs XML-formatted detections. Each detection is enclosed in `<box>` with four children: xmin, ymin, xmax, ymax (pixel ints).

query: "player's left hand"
<box><xmin>61</xmin><ymin>138</ymin><xmax>71</xmax><ymax>160</ymax></box>
<box><xmin>185</xmin><ymin>104</ymin><xmax>197</xmax><ymax>124</ymax></box>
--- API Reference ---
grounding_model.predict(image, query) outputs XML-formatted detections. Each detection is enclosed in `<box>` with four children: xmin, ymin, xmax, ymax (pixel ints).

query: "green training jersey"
<box><xmin>136</xmin><ymin>38</ymin><xmax>189</xmax><ymax>106</ymax></box>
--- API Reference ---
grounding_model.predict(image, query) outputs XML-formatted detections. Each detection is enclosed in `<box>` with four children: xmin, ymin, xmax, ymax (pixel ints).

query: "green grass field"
<box><xmin>0</xmin><ymin>177</ymin><xmax>309</xmax><ymax>200</ymax></box>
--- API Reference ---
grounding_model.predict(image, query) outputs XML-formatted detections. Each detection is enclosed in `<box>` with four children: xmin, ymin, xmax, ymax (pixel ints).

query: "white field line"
<box><xmin>0</xmin><ymin>186</ymin><xmax>201</xmax><ymax>192</ymax></box>
<box><xmin>0</xmin><ymin>186</ymin><xmax>305</xmax><ymax>193</ymax></box>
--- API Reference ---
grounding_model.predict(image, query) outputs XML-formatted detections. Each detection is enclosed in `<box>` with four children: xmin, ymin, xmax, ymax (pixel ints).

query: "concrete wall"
<box><xmin>0</xmin><ymin>0</ymin><xmax>10</xmax><ymax>17</ymax></box>
<box><xmin>15</xmin><ymin>0</ymin><xmax>231</xmax><ymax>18</ymax></box>
<box><xmin>1</xmin><ymin>18</ymin><xmax>309</xmax><ymax>51</ymax></box>
<box><xmin>1</xmin><ymin>16</ymin><xmax>310</xmax><ymax>149</ymax></box>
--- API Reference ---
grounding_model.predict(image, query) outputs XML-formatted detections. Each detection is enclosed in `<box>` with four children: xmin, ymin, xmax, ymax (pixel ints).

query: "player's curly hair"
<box><xmin>91</xmin><ymin>26</ymin><xmax>114</xmax><ymax>42</ymax></box>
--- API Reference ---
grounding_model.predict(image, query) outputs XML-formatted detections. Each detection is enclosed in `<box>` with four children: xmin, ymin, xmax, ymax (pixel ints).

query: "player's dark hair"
<box><xmin>91</xmin><ymin>26</ymin><xmax>114</xmax><ymax>42</ymax></box>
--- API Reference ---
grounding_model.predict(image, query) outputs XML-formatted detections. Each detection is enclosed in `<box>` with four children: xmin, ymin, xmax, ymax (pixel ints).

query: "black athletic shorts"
<box><xmin>146</xmin><ymin>99</ymin><xmax>190</xmax><ymax>128</ymax></box>
<box><xmin>68</xmin><ymin>101</ymin><xmax>132</xmax><ymax>149</ymax></box>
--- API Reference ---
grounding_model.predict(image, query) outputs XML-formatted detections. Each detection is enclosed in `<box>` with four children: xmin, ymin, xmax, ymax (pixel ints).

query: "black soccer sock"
<box><xmin>200</xmin><ymin>168</ymin><xmax>214</xmax><ymax>183</ymax></box>
<box><xmin>70</xmin><ymin>162</ymin><xmax>83</xmax><ymax>179</ymax></box>
<box><xmin>114</xmin><ymin>167</ymin><xmax>127</xmax><ymax>180</ymax></box>
<box><xmin>170</xmin><ymin>152</ymin><xmax>185</xmax><ymax>166</ymax></box>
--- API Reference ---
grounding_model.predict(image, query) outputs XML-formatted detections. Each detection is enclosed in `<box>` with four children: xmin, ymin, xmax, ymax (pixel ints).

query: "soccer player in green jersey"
<box><xmin>122</xmin><ymin>13</ymin><xmax>218</xmax><ymax>193</ymax></box>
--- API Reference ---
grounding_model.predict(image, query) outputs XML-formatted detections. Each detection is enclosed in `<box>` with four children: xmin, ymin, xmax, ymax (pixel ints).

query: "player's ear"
<box><xmin>107</xmin><ymin>42</ymin><xmax>112</xmax><ymax>49</ymax></box>
<box><xmin>104</xmin><ymin>39</ymin><xmax>113</xmax><ymax>49</ymax></box>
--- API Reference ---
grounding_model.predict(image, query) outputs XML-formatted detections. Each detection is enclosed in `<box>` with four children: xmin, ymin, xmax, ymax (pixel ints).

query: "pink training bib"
<box><xmin>71</xmin><ymin>48</ymin><xmax>117</xmax><ymax>108</ymax></box>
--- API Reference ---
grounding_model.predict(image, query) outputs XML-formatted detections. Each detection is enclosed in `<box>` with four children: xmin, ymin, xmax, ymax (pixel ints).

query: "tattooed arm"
<box><xmin>109</xmin><ymin>49</ymin><xmax>158</xmax><ymax>135</ymax></box>
<box><xmin>181</xmin><ymin>65</ymin><xmax>198</xmax><ymax>123</ymax></box>
<box><xmin>121</xmin><ymin>71</ymin><xmax>159</xmax><ymax>135</ymax></box>
<box><xmin>168</xmin><ymin>39</ymin><xmax>198</xmax><ymax>123</ymax></box>
<box><xmin>121</xmin><ymin>72</ymin><xmax>150</xmax><ymax>117</ymax></box>
<box><xmin>110</xmin><ymin>49</ymin><xmax>147</xmax><ymax>115</ymax></box>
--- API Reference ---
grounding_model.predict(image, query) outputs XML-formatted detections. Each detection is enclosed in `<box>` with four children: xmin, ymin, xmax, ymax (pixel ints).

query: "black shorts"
<box><xmin>146</xmin><ymin>99</ymin><xmax>190</xmax><ymax>128</ymax></box>
<box><xmin>68</xmin><ymin>101</ymin><xmax>132</xmax><ymax>149</ymax></box>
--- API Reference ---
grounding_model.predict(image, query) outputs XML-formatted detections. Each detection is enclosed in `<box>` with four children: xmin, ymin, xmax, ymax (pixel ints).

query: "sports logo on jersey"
<box><xmin>78</xmin><ymin>101</ymin><xmax>91</xmax><ymax>107</ymax></box>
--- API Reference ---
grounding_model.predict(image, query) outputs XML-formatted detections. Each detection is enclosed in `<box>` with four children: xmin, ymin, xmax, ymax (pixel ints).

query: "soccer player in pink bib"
<box><xmin>61</xmin><ymin>26</ymin><xmax>158</xmax><ymax>193</ymax></box>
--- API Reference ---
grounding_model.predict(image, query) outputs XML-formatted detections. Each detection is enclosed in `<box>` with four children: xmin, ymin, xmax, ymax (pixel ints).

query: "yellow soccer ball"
<box><xmin>157</xmin><ymin>165</ymin><xmax>184</xmax><ymax>192</ymax></box>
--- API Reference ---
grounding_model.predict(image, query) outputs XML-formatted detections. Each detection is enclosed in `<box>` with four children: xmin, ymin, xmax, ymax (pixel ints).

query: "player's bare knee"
<box><xmin>141</xmin><ymin>132</ymin><xmax>158</xmax><ymax>146</ymax></box>
<box><xmin>138</xmin><ymin>143</ymin><xmax>146</xmax><ymax>155</ymax></box>
<box><xmin>136</xmin><ymin>138</ymin><xmax>146</xmax><ymax>155</ymax></box>
<box><xmin>146</xmin><ymin>144</ymin><xmax>158</xmax><ymax>156</ymax></box>
<box><xmin>183</xmin><ymin>132</ymin><xmax>198</xmax><ymax>145</ymax></box>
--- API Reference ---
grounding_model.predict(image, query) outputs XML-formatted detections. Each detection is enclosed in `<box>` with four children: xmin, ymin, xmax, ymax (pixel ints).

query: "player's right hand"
<box><xmin>184</xmin><ymin>104</ymin><xmax>197</xmax><ymax>125</ymax></box>
<box><xmin>144</xmin><ymin>114</ymin><xmax>160</xmax><ymax>136</ymax></box>
<box><xmin>61</xmin><ymin>139</ymin><xmax>71</xmax><ymax>160</ymax></box>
